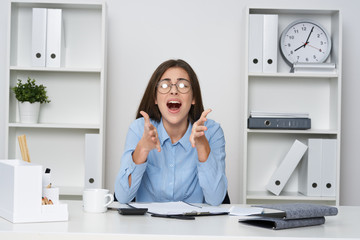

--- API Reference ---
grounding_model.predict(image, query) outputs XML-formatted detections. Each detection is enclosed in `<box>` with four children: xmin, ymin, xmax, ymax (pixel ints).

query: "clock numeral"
<box><xmin>302</xmin><ymin>26</ymin><xmax>307</xmax><ymax>31</ymax></box>
<box><xmin>288</xmin><ymin>35</ymin><xmax>295</xmax><ymax>40</ymax></box>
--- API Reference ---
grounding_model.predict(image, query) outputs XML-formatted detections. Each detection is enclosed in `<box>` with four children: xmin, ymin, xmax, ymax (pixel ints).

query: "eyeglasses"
<box><xmin>157</xmin><ymin>79</ymin><xmax>192</xmax><ymax>94</ymax></box>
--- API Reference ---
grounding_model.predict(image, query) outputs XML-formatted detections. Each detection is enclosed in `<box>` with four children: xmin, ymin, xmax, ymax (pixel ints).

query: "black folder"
<box><xmin>239</xmin><ymin>203</ymin><xmax>338</xmax><ymax>230</ymax></box>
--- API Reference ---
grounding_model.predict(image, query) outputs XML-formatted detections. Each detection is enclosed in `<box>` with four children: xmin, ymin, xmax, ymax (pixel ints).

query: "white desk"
<box><xmin>0</xmin><ymin>201</ymin><xmax>359</xmax><ymax>240</ymax></box>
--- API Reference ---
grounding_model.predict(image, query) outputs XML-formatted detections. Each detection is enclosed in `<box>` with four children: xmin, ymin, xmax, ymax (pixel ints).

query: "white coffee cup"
<box><xmin>83</xmin><ymin>189</ymin><xmax>114</xmax><ymax>213</ymax></box>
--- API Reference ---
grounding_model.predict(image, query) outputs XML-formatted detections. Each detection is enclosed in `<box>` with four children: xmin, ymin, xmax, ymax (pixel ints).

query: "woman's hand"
<box><xmin>190</xmin><ymin>109</ymin><xmax>212</xmax><ymax>162</ymax></box>
<box><xmin>132</xmin><ymin>111</ymin><xmax>161</xmax><ymax>165</ymax></box>
<box><xmin>140</xmin><ymin>111</ymin><xmax>161</xmax><ymax>152</ymax></box>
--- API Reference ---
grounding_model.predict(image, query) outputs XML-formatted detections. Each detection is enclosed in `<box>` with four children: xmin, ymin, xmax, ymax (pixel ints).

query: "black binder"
<box><xmin>248</xmin><ymin>117</ymin><xmax>311</xmax><ymax>130</ymax></box>
<box><xmin>239</xmin><ymin>203</ymin><xmax>338</xmax><ymax>230</ymax></box>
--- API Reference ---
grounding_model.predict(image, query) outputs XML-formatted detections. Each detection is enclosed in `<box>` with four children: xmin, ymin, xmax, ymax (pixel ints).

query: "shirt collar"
<box><xmin>158</xmin><ymin>118</ymin><xmax>193</xmax><ymax>151</ymax></box>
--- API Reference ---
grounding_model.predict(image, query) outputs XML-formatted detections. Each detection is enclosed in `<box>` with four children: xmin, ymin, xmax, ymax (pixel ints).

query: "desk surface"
<box><xmin>0</xmin><ymin>201</ymin><xmax>359</xmax><ymax>240</ymax></box>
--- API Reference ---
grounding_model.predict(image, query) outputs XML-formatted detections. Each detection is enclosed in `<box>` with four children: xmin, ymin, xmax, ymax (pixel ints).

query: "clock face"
<box><xmin>280</xmin><ymin>19</ymin><xmax>331</xmax><ymax>65</ymax></box>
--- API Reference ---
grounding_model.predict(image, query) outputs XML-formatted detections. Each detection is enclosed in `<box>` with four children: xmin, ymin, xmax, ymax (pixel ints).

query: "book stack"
<box><xmin>291</xmin><ymin>62</ymin><xmax>336</xmax><ymax>74</ymax></box>
<box><xmin>248</xmin><ymin>111</ymin><xmax>311</xmax><ymax>130</ymax></box>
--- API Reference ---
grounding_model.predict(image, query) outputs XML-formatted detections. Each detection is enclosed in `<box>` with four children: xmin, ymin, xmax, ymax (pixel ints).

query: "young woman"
<box><xmin>114</xmin><ymin>59</ymin><xmax>228</xmax><ymax>206</ymax></box>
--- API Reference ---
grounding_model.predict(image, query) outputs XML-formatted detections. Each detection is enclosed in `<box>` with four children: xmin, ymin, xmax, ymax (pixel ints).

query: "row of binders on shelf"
<box><xmin>248</xmin><ymin>14</ymin><xmax>278</xmax><ymax>73</ymax></box>
<box><xmin>248</xmin><ymin>111</ymin><xmax>311</xmax><ymax>130</ymax></box>
<box><xmin>32</xmin><ymin>8</ymin><xmax>64</xmax><ymax>67</ymax></box>
<box><xmin>266</xmin><ymin>139</ymin><xmax>337</xmax><ymax>197</ymax></box>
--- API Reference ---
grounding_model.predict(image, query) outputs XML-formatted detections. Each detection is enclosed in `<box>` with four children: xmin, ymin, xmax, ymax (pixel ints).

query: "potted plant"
<box><xmin>12</xmin><ymin>77</ymin><xmax>51</xmax><ymax>123</ymax></box>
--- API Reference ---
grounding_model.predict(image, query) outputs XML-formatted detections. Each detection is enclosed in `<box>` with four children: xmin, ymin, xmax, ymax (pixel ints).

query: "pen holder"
<box><xmin>0</xmin><ymin>160</ymin><xmax>68</xmax><ymax>223</ymax></box>
<box><xmin>43</xmin><ymin>187</ymin><xmax>60</xmax><ymax>205</ymax></box>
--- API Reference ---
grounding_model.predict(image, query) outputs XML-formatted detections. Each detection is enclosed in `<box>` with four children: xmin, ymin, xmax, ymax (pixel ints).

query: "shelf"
<box><xmin>12</xmin><ymin>1</ymin><xmax>103</xmax><ymax>9</ymax></box>
<box><xmin>247</xmin><ymin>129</ymin><xmax>339</xmax><ymax>135</ymax></box>
<box><xmin>244</xmin><ymin>7</ymin><xmax>341</xmax><ymax>205</ymax></box>
<box><xmin>10</xmin><ymin>66</ymin><xmax>102</xmax><ymax>73</ymax></box>
<box><xmin>8</xmin><ymin>123</ymin><xmax>100</xmax><ymax>129</ymax></box>
<box><xmin>248</xmin><ymin>72</ymin><xmax>338</xmax><ymax>78</ymax></box>
<box><xmin>247</xmin><ymin>191</ymin><xmax>336</xmax><ymax>201</ymax></box>
<box><xmin>6</xmin><ymin>0</ymin><xmax>107</xmax><ymax>196</ymax></box>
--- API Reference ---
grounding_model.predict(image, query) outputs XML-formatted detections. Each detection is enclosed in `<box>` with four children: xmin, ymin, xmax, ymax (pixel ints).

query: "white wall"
<box><xmin>1</xmin><ymin>0</ymin><xmax>359</xmax><ymax>205</ymax></box>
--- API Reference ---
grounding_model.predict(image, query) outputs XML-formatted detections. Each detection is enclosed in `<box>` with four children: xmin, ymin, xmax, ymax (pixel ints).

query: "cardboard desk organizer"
<box><xmin>0</xmin><ymin>159</ymin><xmax>68</xmax><ymax>223</ymax></box>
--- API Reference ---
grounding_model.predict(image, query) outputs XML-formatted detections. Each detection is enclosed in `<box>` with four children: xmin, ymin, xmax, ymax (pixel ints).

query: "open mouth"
<box><xmin>167</xmin><ymin>100</ymin><xmax>182</xmax><ymax>111</ymax></box>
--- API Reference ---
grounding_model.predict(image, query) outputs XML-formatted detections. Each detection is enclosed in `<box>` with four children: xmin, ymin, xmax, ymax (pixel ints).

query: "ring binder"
<box><xmin>266</xmin><ymin>140</ymin><xmax>308</xmax><ymax>196</ymax></box>
<box><xmin>248</xmin><ymin>117</ymin><xmax>311</xmax><ymax>130</ymax></box>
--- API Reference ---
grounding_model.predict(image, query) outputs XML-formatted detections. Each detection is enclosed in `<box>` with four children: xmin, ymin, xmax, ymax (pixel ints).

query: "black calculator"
<box><xmin>118</xmin><ymin>208</ymin><xmax>148</xmax><ymax>215</ymax></box>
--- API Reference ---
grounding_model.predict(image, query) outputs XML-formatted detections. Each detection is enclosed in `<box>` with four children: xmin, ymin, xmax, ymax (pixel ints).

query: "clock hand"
<box><xmin>294</xmin><ymin>26</ymin><xmax>315</xmax><ymax>52</ymax></box>
<box><xmin>306</xmin><ymin>43</ymin><xmax>324</xmax><ymax>52</ymax></box>
<box><xmin>304</xmin><ymin>26</ymin><xmax>314</xmax><ymax>48</ymax></box>
<box><xmin>294</xmin><ymin>44</ymin><xmax>304</xmax><ymax>52</ymax></box>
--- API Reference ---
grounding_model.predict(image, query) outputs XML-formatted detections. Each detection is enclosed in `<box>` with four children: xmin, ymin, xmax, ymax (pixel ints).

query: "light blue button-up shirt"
<box><xmin>115</xmin><ymin>117</ymin><xmax>228</xmax><ymax>206</ymax></box>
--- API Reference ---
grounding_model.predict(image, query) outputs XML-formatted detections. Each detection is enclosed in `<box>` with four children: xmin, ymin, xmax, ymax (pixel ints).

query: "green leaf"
<box><xmin>11</xmin><ymin>77</ymin><xmax>51</xmax><ymax>104</ymax></box>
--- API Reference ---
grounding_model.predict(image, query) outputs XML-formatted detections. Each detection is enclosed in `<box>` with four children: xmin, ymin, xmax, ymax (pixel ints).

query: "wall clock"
<box><xmin>280</xmin><ymin>19</ymin><xmax>332</xmax><ymax>65</ymax></box>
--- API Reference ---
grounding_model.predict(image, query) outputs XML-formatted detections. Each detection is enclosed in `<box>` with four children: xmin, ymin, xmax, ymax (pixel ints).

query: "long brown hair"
<box><xmin>136</xmin><ymin>59</ymin><xmax>204</xmax><ymax>124</ymax></box>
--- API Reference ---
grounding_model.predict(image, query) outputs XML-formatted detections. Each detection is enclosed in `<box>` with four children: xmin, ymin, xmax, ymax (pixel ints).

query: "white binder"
<box><xmin>266</xmin><ymin>140</ymin><xmax>308</xmax><ymax>196</ymax></box>
<box><xmin>321</xmin><ymin>139</ymin><xmax>337</xmax><ymax>197</ymax></box>
<box><xmin>46</xmin><ymin>9</ymin><xmax>62</xmax><ymax>67</ymax></box>
<box><xmin>262</xmin><ymin>15</ymin><xmax>278</xmax><ymax>73</ymax></box>
<box><xmin>85</xmin><ymin>134</ymin><xmax>102</xmax><ymax>188</ymax></box>
<box><xmin>31</xmin><ymin>8</ymin><xmax>47</xmax><ymax>67</ymax></box>
<box><xmin>298</xmin><ymin>139</ymin><xmax>322</xmax><ymax>196</ymax></box>
<box><xmin>248</xmin><ymin>14</ymin><xmax>263</xmax><ymax>73</ymax></box>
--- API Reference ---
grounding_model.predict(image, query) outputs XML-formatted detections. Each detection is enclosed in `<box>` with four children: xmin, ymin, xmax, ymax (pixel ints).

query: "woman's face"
<box><xmin>155</xmin><ymin>67</ymin><xmax>195</xmax><ymax>128</ymax></box>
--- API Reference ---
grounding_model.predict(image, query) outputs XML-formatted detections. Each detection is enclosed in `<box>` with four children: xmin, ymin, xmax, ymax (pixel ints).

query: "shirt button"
<box><xmin>170</xmin><ymin>164</ymin><xmax>174</xmax><ymax>167</ymax></box>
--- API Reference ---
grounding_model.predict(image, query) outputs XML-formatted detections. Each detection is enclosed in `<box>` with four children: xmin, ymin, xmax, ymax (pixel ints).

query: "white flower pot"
<box><xmin>18</xmin><ymin>102</ymin><xmax>41</xmax><ymax>124</ymax></box>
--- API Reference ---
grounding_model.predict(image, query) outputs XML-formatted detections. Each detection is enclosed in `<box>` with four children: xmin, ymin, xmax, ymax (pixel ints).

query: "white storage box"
<box><xmin>0</xmin><ymin>160</ymin><xmax>68</xmax><ymax>223</ymax></box>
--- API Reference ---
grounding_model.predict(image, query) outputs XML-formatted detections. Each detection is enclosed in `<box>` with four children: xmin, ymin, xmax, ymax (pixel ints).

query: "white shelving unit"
<box><xmin>5</xmin><ymin>0</ymin><xmax>107</xmax><ymax>196</ymax></box>
<box><xmin>243</xmin><ymin>7</ymin><xmax>342</xmax><ymax>205</ymax></box>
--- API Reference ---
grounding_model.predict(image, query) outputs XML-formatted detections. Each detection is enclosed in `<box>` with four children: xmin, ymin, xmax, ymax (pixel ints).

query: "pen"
<box><xmin>184</xmin><ymin>211</ymin><xmax>210</xmax><ymax>216</ymax></box>
<box><xmin>151</xmin><ymin>213</ymin><xmax>195</xmax><ymax>220</ymax></box>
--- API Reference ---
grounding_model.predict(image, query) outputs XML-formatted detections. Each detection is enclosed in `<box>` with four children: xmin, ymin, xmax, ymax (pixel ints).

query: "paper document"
<box><xmin>229</xmin><ymin>206</ymin><xmax>263</xmax><ymax>216</ymax></box>
<box><xmin>129</xmin><ymin>201</ymin><xmax>229</xmax><ymax>215</ymax></box>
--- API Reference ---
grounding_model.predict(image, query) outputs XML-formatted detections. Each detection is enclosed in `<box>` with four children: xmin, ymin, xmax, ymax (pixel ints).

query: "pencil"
<box><xmin>18</xmin><ymin>135</ymin><xmax>31</xmax><ymax>162</ymax></box>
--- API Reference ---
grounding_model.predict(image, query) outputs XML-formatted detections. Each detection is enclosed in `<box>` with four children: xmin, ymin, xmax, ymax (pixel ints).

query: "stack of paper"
<box><xmin>250</xmin><ymin>111</ymin><xmax>309</xmax><ymax>119</ymax></box>
<box><xmin>291</xmin><ymin>63</ymin><xmax>336</xmax><ymax>73</ymax></box>
<box><xmin>129</xmin><ymin>201</ymin><xmax>228</xmax><ymax>215</ymax></box>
